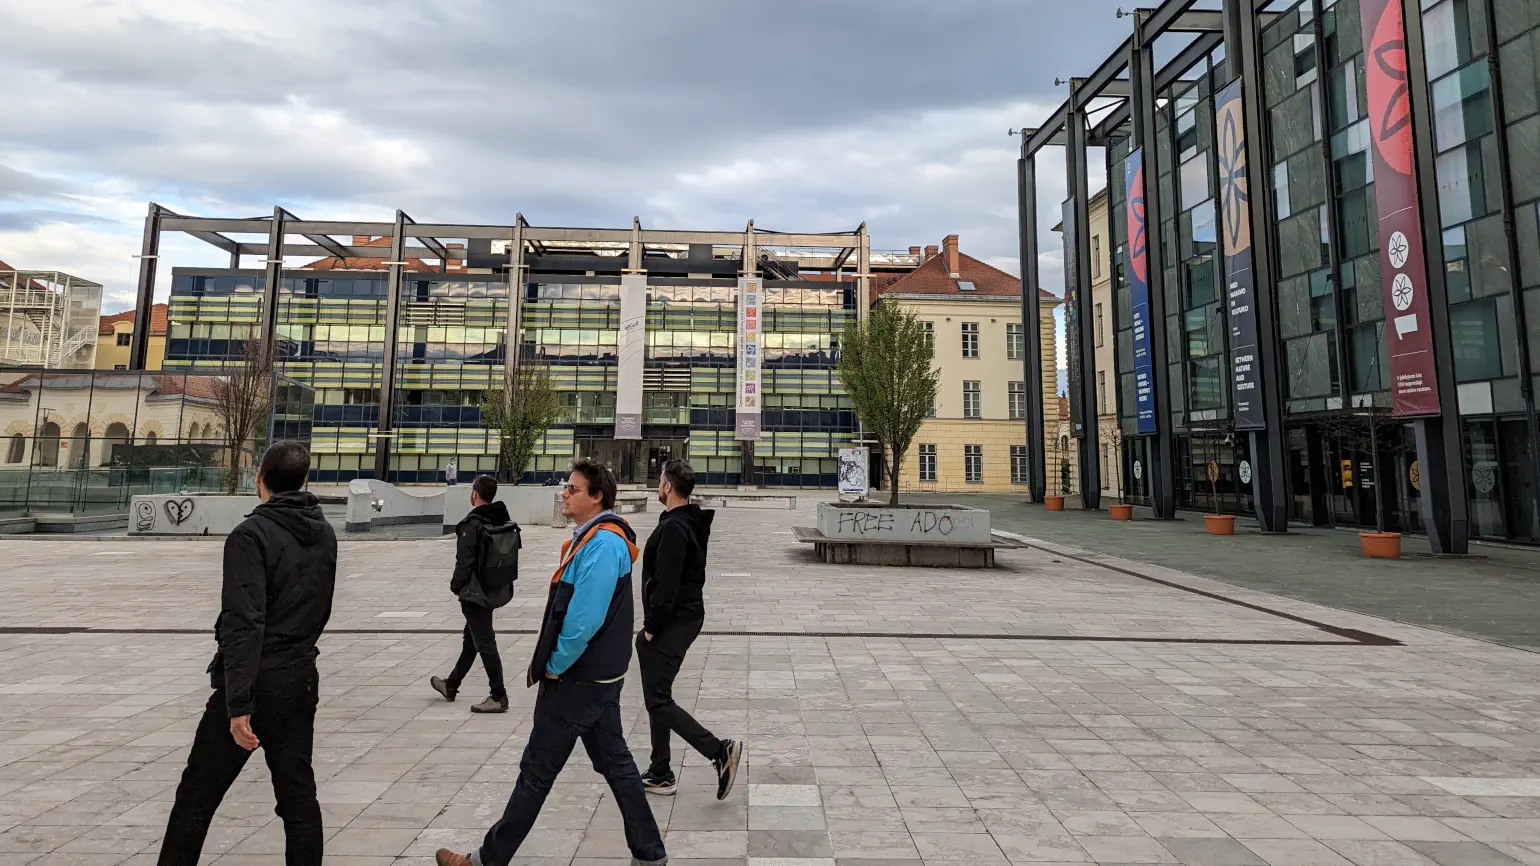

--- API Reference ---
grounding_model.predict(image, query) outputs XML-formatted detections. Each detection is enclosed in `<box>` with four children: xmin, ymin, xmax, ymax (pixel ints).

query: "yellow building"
<box><xmin>879</xmin><ymin>235</ymin><xmax>1060</xmax><ymax>494</ymax></box>
<box><xmin>1088</xmin><ymin>190</ymin><xmax>1122</xmax><ymax>499</ymax></box>
<box><xmin>95</xmin><ymin>304</ymin><xmax>167</xmax><ymax>370</ymax></box>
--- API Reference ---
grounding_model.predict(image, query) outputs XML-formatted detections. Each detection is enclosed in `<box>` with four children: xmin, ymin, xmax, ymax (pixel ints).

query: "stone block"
<box><xmin>816</xmin><ymin>501</ymin><xmax>990</xmax><ymax>544</ymax></box>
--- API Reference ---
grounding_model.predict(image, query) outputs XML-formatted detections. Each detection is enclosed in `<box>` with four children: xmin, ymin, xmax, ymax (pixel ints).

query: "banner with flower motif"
<box><xmin>1215</xmin><ymin>80</ymin><xmax>1265</xmax><ymax>431</ymax></box>
<box><xmin>1123</xmin><ymin>148</ymin><xmax>1157</xmax><ymax>434</ymax></box>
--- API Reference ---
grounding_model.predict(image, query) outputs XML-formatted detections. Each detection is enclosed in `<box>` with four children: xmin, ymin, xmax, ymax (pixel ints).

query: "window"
<box><xmin>1010</xmin><ymin>446</ymin><xmax>1029</xmax><ymax>484</ymax></box>
<box><xmin>1006</xmin><ymin>323</ymin><xmax>1024</xmax><ymax>360</ymax></box>
<box><xmin>1095</xmin><ymin>303</ymin><xmax>1105</xmax><ymax>347</ymax></box>
<box><xmin>965</xmin><ymin>445</ymin><xmax>983</xmax><ymax>483</ymax></box>
<box><xmin>961</xmin><ymin>322</ymin><xmax>979</xmax><ymax>358</ymax></box>
<box><xmin>957</xmin><ymin>280</ymin><xmax>977</xmax><ymax>292</ymax></box>
<box><xmin>113</xmin><ymin>364</ymin><xmax>126</xmax><ymax>370</ymax></box>
<box><xmin>1093</xmin><ymin>236</ymin><xmax>1102</xmax><ymax>279</ymax></box>
<box><xmin>1008</xmin><ymin>382</ymin><xmax>1026</xmax><ymax>419</ymax></box>
<box><xmin>1099</xmin><ymin>371</ymin><xmax>1108</xmax><ymax>414</ymax></box>
<box><xmin>919</xmin><ymin>444</ymin><xmax>937</xmax><ymax>482</ymax></box>
<box><xmin>1101</xmin><ymin>443</ymin><xmax>1110</xmax><ymax>480</ymax></box>
<box><xmin>923</xmin><ymin>320</ymin><xmax>935</xmax><ymax>356</ymax></box>
<box><xmin>5</xmin><ymin>434</ymin><xmax>23</xmax><ymax>464</ymax></box>
<box><xmin>115</xmin><ymin>332</ymin><xmax>131</xmax><ymax>346</ymax></box>
<box><xmin>963</xmin><ymin>381</ymin><xmax>981</xmax><ymax>418</ymax></box>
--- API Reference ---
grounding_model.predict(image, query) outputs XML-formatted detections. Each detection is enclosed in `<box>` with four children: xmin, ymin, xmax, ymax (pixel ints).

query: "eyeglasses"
<box><xmin>563</xmin><ymin>483</ymin><xmax>587</xmax><ymax>495</ymax></box>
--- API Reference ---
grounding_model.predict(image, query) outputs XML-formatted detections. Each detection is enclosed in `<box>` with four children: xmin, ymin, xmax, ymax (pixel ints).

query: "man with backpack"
<box><xmin>431</xmin><ymin>474</ymin><xmax>520</xmax><ymax>714</ymax></box>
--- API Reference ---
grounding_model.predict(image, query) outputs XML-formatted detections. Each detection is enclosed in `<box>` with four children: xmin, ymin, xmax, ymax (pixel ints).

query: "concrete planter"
<box><xmin>816</xmin><ymin>501</ymin><xmax>990</xmax><ymax>545</ymax></box>
<box><xmin>129</xmin><ymin>494</ymin><xmax>260</xmax><ymax>535</ymax></box>
<box><xmin>442</xmin><ymin>484</ymin><xmax>562</xmax><ymax>532</ymax></box>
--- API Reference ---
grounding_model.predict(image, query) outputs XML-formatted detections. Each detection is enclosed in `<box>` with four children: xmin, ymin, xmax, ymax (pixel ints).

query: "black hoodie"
<box><xmin>210</xmin><ymin>490</ymin><xmax>337</xmax><ymax>718</ymax></box>
<box><xmin>641</xmin><ymin>503</ymin><xmax>714</xmax><ymax>635</ymax></box>
<box><xmin>451</xmin><ymin>500</ymin><xmax>515</xmax><ymax>609</ymax></box>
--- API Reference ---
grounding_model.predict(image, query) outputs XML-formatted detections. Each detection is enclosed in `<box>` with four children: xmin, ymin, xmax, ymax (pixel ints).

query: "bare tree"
<box><xmin>210</xmin><ymin>339</ymin><xmax>276</xmax><ymax>494</ymax></box>
<box><xmin>1323</xmin><ymin>403</ymin><xmax>1405</xmax><ymax>534</ymax></box>
<box><xmin>481</xmin><ymin>358</ymin><xmax>565</xmax><ymax>484</ymax></box>
<box><xmin>836</xmin><ymin>303</ymin><xmax>940</xmax><ymax>506</ymax></box>
<box><xmin>1101</xmin><ymin>420</ymin><xmax>1126</xmax><ymax>505</ymax></box>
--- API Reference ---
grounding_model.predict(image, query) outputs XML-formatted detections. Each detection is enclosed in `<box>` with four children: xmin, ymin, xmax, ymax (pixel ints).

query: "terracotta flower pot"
<box><xmin>1360</xmin><ymin>531</ymin><xmax>1402</xmax><ymax>559</ymax></box>
<box><xmin>1109</xmin><ymin>504</ymin><xmax>1133</xmax><ymax>521</ymax></box>
<box><xmin>1204</xmin><ymin>514</ymin><xmax>1236</xmax><ymax>535</ymax></box>
<box><xmin>1044</xmin><ymin>495</ymin><xmax>1065</xmax><ymax>512</ymax></box>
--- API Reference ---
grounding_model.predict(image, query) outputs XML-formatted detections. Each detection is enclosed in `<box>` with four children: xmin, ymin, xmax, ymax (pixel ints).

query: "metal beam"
<box><xmin>1165</xmin><ymin>9</ymin><xmax>1225</xmax><ymax>31</ymax></box>
<box><xmin>1067</xmin><ymin>82</ymin><xmax>1102</xmax><ymax>510</ymax></box>
<box><xmin>1078</xmin><ymin>31</ymin><xmax>1226</xmax><ymax>154</ymax></box>
<box><xmin>260</xmin><ymin>207</ymin><xmax>285</xmax><ymax>348</ymax></box>
<box><xmin>373</xmin><ymin>211</ymin><xmax>408</xmax><ymax>482</ymax></box>
<box><xmin>231</xmin><ymin>243</ymin><xmax>464</xmax><ymax>260</ymax></box>
<box><xmin>128</xmin><ymin>203</ymin><xmax>163</xmax><ymax>371</ymax></box>
<box><xmin>1023</xmin><ymin>107</ymin><xmax>1071</xmax><ymax>158</ymax></box>
<box><xmin>1018</xmin><ymin>153</ymin><xmax>1049</xmax><ymax>502</ymax></box>
<box><xmin>273</xmin><ymin>206</ymin><xmax>352</xmax><ymax>261</ymax></box>
<box><xmin>504</xmin><ymin>215</ymin><xmax>525</xmax><ymax>394</ymax></box>
<box><xmin>1072</xmin><ymin>38</ymin><xmax>1134</xmax><ymax>110</ymax></box>
<box><xmin>1131</xmin><ymin>13</ymin><xmax>1178</xmax><ymax>519</ymax></box>
<box><xmin>1135</xmin><ymin>0</ymin><xmax>1201</xmax><ymax>44</ymax></box>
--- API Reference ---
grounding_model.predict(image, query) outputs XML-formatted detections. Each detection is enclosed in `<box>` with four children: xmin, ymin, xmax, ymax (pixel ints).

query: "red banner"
<box><xmin>1362</xmin><ymin>0</ymin><xmax>1441</xmax><ymax>416</ymax></box>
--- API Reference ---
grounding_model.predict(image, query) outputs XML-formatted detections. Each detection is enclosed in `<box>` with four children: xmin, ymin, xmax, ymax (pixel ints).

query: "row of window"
<box><xmin>915</xmin><ymin>443</ymin><xmax>1032</xmax><ymax>484</ymax></box>
<box><xmin>922</xmin><ymin>321</ymin><xmax>1029</xmax><ymax>359</ymax></box>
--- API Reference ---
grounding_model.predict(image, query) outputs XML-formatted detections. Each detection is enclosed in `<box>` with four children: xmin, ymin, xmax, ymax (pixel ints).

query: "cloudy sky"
<box><xmin>0</xmin><ymin>0</ymin><xmax>1130</xmax><ymax>338</ymax></box>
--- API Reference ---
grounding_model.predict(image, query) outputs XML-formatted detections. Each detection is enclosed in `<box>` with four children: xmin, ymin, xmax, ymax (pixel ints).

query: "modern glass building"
<box><xmin>129</xmin><ymin>209</ymin><xmax>887</xmax><ymax>487</ymax></box>
<box><xmin>1017</xmin><ymin>0</ymin><xmax>1540</xmax><ymax>551</ymax></box>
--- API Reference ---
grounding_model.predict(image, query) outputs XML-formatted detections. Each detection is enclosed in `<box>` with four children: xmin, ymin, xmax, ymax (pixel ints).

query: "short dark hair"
<box><xmin>472</xmin><ymin>474</ymin><xmax>498</xmax><ymax>503</ymax></box>
<box><xmin>662</xmin><ymin>459</ymin><xmax>696</xmax><ymax>499</ymax></box>
<box><xmin>569</xmin><ymin>457</ymin><xmax>617</xmax><ymax>509</ymax></box>
<box><xmin>259</xmin><ymin>440</ymin><xmax>310</xmax><ymax>493</ymax></box>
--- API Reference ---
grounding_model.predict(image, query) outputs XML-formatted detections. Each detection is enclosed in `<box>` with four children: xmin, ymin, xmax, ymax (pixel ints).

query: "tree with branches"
<box><xmin>481</xmin><ymin>358</ymin><xmax>565</xmax><ymax>484</ymax></box>
<box><xmin>210</xmin><ymin>339</ymin><xmax>276</xmax><ymax>494</ymax></box>
<box><xmin>836</xmin><ymin>303</ymin><xmax>940</xmax><ymax>506</ymax></box>
<box><xmin>1323</xmin><ymin>402</ymin><xmax>1405</xmax><ymax>534</ymax></box>
<box><xmin>1101</xmin><ymin>420</ymin><xmax>1126</xmax><ymax>505</ymax></box>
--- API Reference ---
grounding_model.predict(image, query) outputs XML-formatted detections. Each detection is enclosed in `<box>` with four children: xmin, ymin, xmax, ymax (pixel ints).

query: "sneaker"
<box><xmin>632</xmin><ymin>857</ymin><xmax>668</xmax><ymax>865</ymax></box>
<box><xmin>642</xmin><ymin>768</ymin><xmax>677</xmax><ymax>796</ymax></box>
<box><xmin>429</xmin><ymin>676</ymin><xmax>457</xmax><ymax>702</ymax></box>
<box><xmin>470</xmin><ymin>696</ymin><xmax>509</xmax><ymax>714</ymax></box>
<box><xmin>713</xmin><ymin>739</ymin><xmax>742</xmax><ymax>801</ymax></box>
<box><xmin>435</xmin><ymin>850</ymin><xmax>471</xmax><ymax>866</ymax></box>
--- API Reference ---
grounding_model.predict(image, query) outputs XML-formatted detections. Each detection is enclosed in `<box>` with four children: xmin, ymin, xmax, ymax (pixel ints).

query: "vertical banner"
<box><xmin>1215</xmin><ymin>81</ymin><xmax>1266</xmax><ymax>431</ymax></box>
<box><xmin>1124</xmin><ymin>148</ymin><xmax>1158</xmax><ymax>434</ymax></box>
<box><xmin>1062</xmin><ymin>198</ymin><xmax>1084</xmax><ymax>438</ymax></box>
<box><xmin>1361</xmin><ymin>0</ymin><xmax>1441</xmax><ymax>416</ymax></box>
<box><xmin>735</xmin><ymin>277</ymin><xmax>762</xmax><ymax>440</ymax></box>
<box><xmin>614</xmin><ymin>274</ymin><xmax>646</xmax><ymax>439</ymax></box>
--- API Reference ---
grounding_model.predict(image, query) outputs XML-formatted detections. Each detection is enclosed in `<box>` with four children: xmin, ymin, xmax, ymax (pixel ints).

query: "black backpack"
<box><xmin>478</xmin><ymin>522</ymin><xmax>521</xmax><ymax>593</ymax></box>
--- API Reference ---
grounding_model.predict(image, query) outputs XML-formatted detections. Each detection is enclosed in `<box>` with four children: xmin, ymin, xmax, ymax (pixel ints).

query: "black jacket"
<box><xmin>211</xmin><ymin>491</ymin><xmax>337</xmax><ymax>718</ymax></box>
<box><xmin>451</xmin><ymin>500</ymin><xmax>515</xmax><ymax>609</ymax></box>
<box><xmin>641</xmin><ymin>503</ymin><xmax>713</xmax><ymax>635</ymax></box>
<box><xmin>528</xmin><ymin>514</ymin><xmax>637</xmax><ymax>686</ymax></box>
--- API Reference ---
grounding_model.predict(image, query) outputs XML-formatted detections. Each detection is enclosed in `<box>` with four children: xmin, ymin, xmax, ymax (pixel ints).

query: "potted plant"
<box><xmin>1197</xmin><ymin>421</ymin><xmax>1235</xmax><ymax>535</ymax></box>
<box><xmin>1103</xmin><ymin>421</ymin><xmax>1132</xmax><ymax>521</ymax></box>
<box><xmin>1326</xmin><ymin>402</ymin><xmax>1402</xmax><ymax>559</ymax></box>
<box><xmin>1044</xmin><ymin>433</ymin><xmax>1069</xmax><ymax>511</ymax></box>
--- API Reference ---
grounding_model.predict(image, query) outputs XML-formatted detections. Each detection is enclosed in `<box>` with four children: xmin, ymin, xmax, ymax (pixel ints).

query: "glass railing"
<box><xmin>0</xmin><ymin>467</ymin><xmax>258</xmax><ymax>516</ymax></box>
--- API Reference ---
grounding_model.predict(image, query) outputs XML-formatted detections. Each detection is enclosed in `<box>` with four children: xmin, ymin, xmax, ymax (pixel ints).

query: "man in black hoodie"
<box><xmin>158</xmin><ymin>440</ymin><xmax>336</xmax><ymax>866</ymax></box>
<box><xmin>637</xmin><ymin>460</ymin><xmax>741</xmax><ymax>800</ymax></box>
<box><xmin>431</xmin><ymin>474</ymin><xmax>515</xmax><ymax>713</ymax></box>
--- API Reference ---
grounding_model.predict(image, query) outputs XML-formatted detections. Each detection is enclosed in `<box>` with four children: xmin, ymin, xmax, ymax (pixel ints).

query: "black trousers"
<box><xmin>158</xmin><ymin>670</ymin><xmax>322</xmax><ymax>866</ymax></box>
<box><xmin>478</xmin><ymin>679</ymin><xmax>665</xmax><ymax>865</ymax></box>
<box><xmin>447</xmin><ymin>600</ymin><xmax>505</xmax><ymax>701</ymax></box>
<box><xmin>636</xmin><ymin>620</ymin><xmax>722</xmax><ymax>775</ymax></box>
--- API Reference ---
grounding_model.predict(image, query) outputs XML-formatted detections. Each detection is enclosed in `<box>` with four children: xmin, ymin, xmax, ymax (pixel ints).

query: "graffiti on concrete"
<box><xmin>835</xmin><ymin>510</ymin><xmax>895</xmax><ymax>535</ymax></box>
<box><xmin>834</xmin><ymin>508</ymin><xmax>973</xmax><ymax>537</ymax></box>
<box><xmin>134</xmin><ymin>501</ymin><xmax>156</xmax><ymax>532</ymax></box>
<box><xmin>164</xmin><ymin>498</ymin><xmax>195</xmax><ymax>526</ymax></box>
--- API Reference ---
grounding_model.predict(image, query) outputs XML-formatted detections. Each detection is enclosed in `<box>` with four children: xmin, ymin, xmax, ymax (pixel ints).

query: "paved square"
<box><xmin>1</xmin><ymin>497</ymin><xmax>1539</xmax><ymax>865</ymax></box>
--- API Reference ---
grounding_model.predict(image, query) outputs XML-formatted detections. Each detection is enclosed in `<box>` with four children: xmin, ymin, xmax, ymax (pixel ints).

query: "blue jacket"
<box><xmin>527</xmin><ymin>513</ymin><xmax>637</xmax><ymax>685</ymax></box>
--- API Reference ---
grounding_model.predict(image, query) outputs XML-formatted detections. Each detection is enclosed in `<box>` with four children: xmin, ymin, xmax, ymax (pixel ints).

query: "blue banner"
<box><xmin>1124</xmin><ymin>148</ymin><xmax>1156</xmax><ymax>434</ymax></box>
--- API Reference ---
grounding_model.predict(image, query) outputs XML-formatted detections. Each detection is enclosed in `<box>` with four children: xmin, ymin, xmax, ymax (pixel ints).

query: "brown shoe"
<box><xmin>470</xmin><ymin>696</ymin><xmax>509</xmax><ymax>714</ymax></box>
<box><xmin>435</xmin><ymin>849</ymin><xmax>472</xmax><ymax>866</ymax></box>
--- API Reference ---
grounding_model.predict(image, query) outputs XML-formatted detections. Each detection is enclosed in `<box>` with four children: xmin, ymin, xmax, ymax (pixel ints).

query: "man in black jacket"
<box><xmin>431</xmin><ymin>474</ymin><xmax>514</xmax><ymax>713</ymax></box>
<box><xmin>158</xmin><ymin>440</ymin><xmax>336</xmax><ymax>866</ymax></box>
<box><xmin>638</xmin><ymin>460</ymin><xmax>741</xmax><ymax>800</ymax></box>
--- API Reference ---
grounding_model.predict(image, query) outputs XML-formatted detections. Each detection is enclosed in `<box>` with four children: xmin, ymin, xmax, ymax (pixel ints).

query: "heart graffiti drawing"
<box><xmin>164</xmin><ymin>498</ymin><xmax>195</xmax><ymax>527</ymax></box>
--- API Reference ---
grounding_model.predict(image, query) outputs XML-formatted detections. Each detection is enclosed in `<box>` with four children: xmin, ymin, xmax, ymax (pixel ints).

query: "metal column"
<box><xmin>1232</xmin><ymin>0</ymin><xmax>1292</xmax><ymax>532</ymax></box>
<box><xmin>1017</xmin><ymin>153</ymin><xmax>1049</xmax><ymax>501</ymax></box>
<box><xmin>505</xmin><ymin>215</ymin><xmax>526</xmax><ymax>384</ymax></box>
<box><xmin>1403</xmin><ymin>0</ymin><xmax>1471</xmax><ymax>554</ymax></box>
<box><xmin>128</xmin><ymin>203</ymin><xmax>163</xmax><ymax>371</ymax></box>
<box><xmin>373</xmin><ymin>210</ymin><xmax>408</xmax><ymax>481</ymax></box>
<box><xmin>1129</xmin><ymin>20</ymin><xmax>1177</xmax><ymax>518</ymax></box>
<box><xmin>260</xmin><ymin>207</ymin><xmax>286</xmax><ymax>349</ymax></box>
<box><xmin>1066</xmin><ymin>84</ymin><xmax>1102</xmax><ymax>509</ymax></box>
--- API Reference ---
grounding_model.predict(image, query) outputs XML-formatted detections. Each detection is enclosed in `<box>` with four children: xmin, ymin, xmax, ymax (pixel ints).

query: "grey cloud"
<box><xmin>0</xmin><ymin>209</ymin><xmax>118</xmax><ymax>231</ymax></box>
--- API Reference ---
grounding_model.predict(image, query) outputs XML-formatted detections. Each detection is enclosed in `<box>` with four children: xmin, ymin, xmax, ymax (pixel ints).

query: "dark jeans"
<box><xmin>447</xmin><ymin>601</ymin><xmax>505</xmax><ymax>701</ymax></box>
<box><xmin>478</xmin><ymin>679</ymin><xmax>665</xmax><ymax>865</ymax></box>
<box><xmin>158</xmin><ymin>671</ymin><xmax>322</xmax><ymax>866</ymax></box>
<box><xmin>637</xmin><ymin>620</ymin><xmax>722</xmax><ymax>775</ymax></box>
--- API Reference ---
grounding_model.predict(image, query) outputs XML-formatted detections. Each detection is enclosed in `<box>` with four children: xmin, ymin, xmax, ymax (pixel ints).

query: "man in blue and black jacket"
<box><xmin>437</xmin><ymin>458</ymin><xmax>666</xmax><ymax>866</ymax></box>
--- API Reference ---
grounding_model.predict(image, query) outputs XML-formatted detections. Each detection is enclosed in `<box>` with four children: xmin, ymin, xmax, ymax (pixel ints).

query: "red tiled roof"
<box><xmin>874</xmin><ymin>245</ymin><xmax>1057</xmax><ymax>302</ymax></box>
<box><xmin>99</xmin><ymin>303</ymin><xmax>168</xmax><ymax>336</ymax></box>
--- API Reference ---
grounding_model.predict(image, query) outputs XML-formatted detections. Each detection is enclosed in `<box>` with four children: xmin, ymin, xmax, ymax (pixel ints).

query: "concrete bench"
<box><xmin>792</xmin><ymin>526</ymin><xmax>1025</xmax><ymax>568</ymax></box>
<box><xmin>691</xmin><ymin>492</ymin><xmax>797</xmax><ymax>510</ymax></box>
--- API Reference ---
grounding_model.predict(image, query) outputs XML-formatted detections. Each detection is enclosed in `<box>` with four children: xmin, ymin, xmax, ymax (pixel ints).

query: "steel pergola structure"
<box><xmin>129</xmin><ymin>207</ymin><xmax>871</xmax><ymax>480</ymax></box>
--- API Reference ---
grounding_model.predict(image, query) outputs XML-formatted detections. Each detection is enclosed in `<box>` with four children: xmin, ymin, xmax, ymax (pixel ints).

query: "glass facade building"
<box><xmin>136</xmin><ymin>221</ymin><xmax>877</xmax><ymax>488</ymax></box>
<box><xmin>1019</xmin><ymin>0</ymin><xmax>1540</xmax><ymax>550</ymax></box>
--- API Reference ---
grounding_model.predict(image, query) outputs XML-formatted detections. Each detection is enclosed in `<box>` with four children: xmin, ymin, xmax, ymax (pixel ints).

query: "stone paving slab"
<box><xmin>0</xmin><ymin>499</ymin><xmax>1538</xmax><ymax>864</ymax></box>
